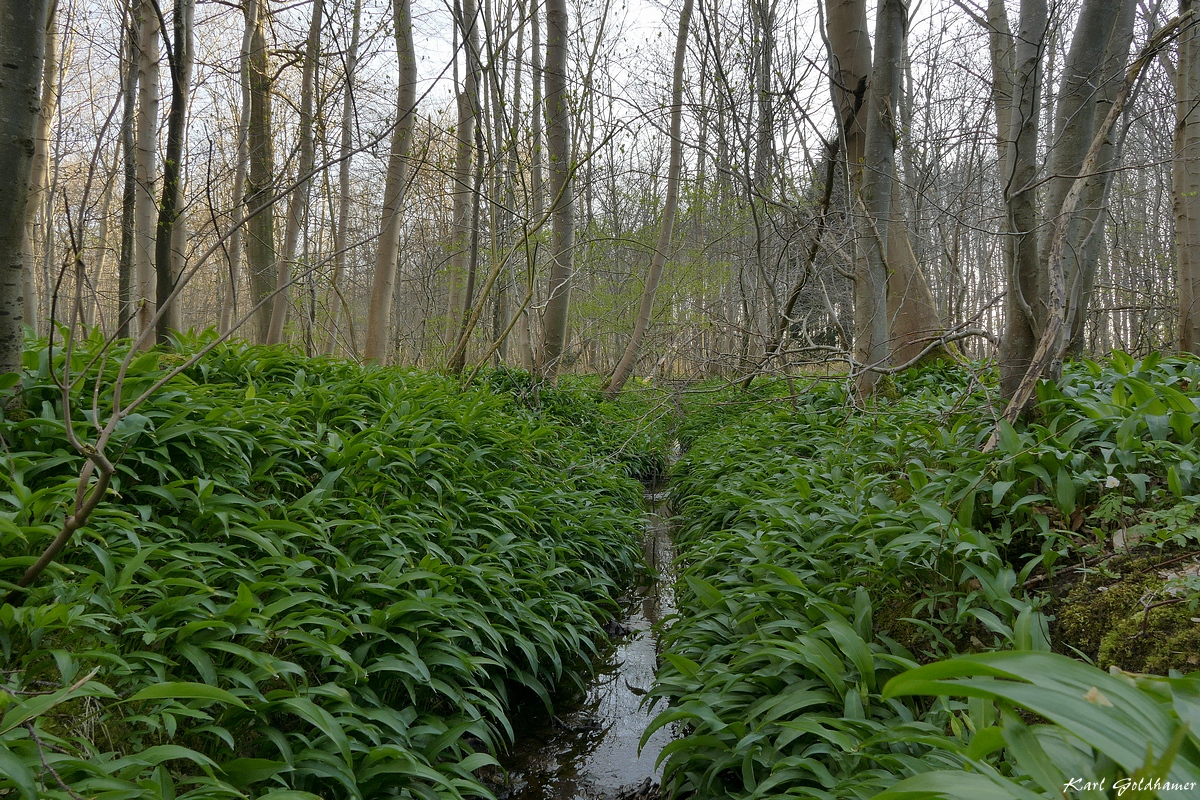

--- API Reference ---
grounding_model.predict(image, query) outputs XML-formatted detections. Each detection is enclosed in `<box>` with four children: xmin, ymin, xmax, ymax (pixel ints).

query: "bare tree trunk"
<box><xmin>885</xmin><ymin>171</ymin><xmax>944</xmax><ymax>364</ymax></box>
<box><xmin>323</xmin><ymin>0</ymin><xmax>360</xmax><ymax>355</ymax></box>
<box><xmin>517</xmin><ymin>0</ymin><xmax>543</xmax><ymax>371</ymax></box>
<box><xmin>605</xmin><ymin>0</ymin><xmax>692</xmax><ymax>397</ymax></box>
<box><xmin>539</xmin><ymin>0</ymin><xmax>574</xmax><ymax>378</ymax></box>
<box><xmin>133</xmin><ymin>0</ymin><xmax>160</xmax><ymax>340</ymax></box>
<box><xmin>1178</xmin><ymin>1</ymin><xmax>1200</xmax><ymax>353</ymax></box>
<box><xmin>752</xmin><ymin>0</ymin><xmax>775</xmax><ymax>190</ymax></box>
<box><xmin>853</xmin><ymin>0</ymin><xmax>905</xmax><ymax>396</ymax></box>
<box><xmin>1066</xmin><ymin>0</ymin><xmax>1136</xmax><ymax>353</ymax></box>
<box><xmin>0</xmin><ymin>0</ymin><xmax>53</xmax><ymax>373</ymax></box>
<box><xmin>363</xmin><ymin>0</ymin><xmax>418</xmax><ymax>363</ymax></box>
<box><xmin>220</xmin><ymin>0</ymin><xmax>257</xmax><ymax>336</ymax></box>
<box><xmin>1036</xmin><ymin>0</ymin><xmax>1127</xmax><ymax>369</ymax></box>
<box><xmin>21</xmin><ymin>0</ymin><xmax>57</xmax><ymax>338</ymax></box>
<box><xmin>245</xmin><ymin>0</ymin><xmax>275</xmax><ymax>344</ymax></box>
<box><xmin>825</xmin><ymin>0</ymin><xmax>871</xmax><ymax>185</ymax></box>
<box><xmin>447</xmin><ymin>0</ymin><xmax>480</xmax><ymax>340</ymax></box>
<box><xmin>118</xmin><ymin>3</ymin><xmax>138</xmax><ymax>339</ymax></box>
<box><xmin>269</xmin><ymin>0</ymin><xmax>324</xmax><ymax>345</ymax></box>
<box><xmin>996</xmin><ymin>0</ymin><xmax>1047</xmax><ymax>399</ymax></box>
<box><xmin>154</xmin><ymin>0</ymin><xmax>194</xmax><ymax>343</ymax></box>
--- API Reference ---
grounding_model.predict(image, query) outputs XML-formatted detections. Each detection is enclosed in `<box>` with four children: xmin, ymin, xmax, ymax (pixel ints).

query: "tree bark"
<box><xmin>323</xmin><ymin>0</ymin><xmax>359</xmax><ymax>355</ymax></box>
<box><xmin>118</xmin><ymin>2</ymin><xmax>137</xmax><ymax>339</ymax></box>
<box><xmin>1178</xmin><ymin>2</ymin><xmax>1200</xmax><ymax>353</ymax></box>
<box><xmin>269</xmin><ymin>0</ymin><xmax>324</xmax><ymax>345</ymax></box>
<box><xmin>220</xmin><ymin>0</ymin><xmax>257</xmax><ymax>336</ymax></box>
<box><xmin>605</xmin><ymin>0</ymin><xmax>692</xmax><ymax>397</ymax></box>
<box><xmin>154</xmin><ymin>0</ymin><xmax>194</xmax><ymax>343</ymax></box>
<box><xmin>825</xmin><ymin>0</ymin><xmax>871</xmax><ymax>185</ymax></box>
<box><xmin>0</xmin><ymin>0</ymin><xmax>53</xmax><ymax>373</ymax></box>
<box><xmin>539</xmin><ymin>0</ymin><xmax>574</xmax><ymax>378</ymax></box>
<box><xmin>996</xmin><ymin>0</ymin><xmax>1047</xmax><ymax>399</ymax></box>
<box><xmin>1036</xmin><ymin>0</ymin><xmax>1127</xmax><ymax>368</ymax></box>
<box><xmin>133</xmin><ymin>0</ymin><xmax>160</xmax><ymax>341</ymax></box>
<box><xmin>447</xmin><ymin>0</ymin><xmax>480</xmax><ymax>340</ymax></box>
<box><xmin>517</xmin><ymin>0</ymin><xmax>543</xmax><ymax>371</ymax></box>
<box><xmin>853</xmin><ymin>0</ymin><xmax>905</xmax><ymax>397</ymax></box>
<box><xmin>1065</xmin><ymin>0</ymin><xmax>1136</xmax><ymax>353</ymax></box>
<box><xmin>20</xmin><ymin>0</ymin><xmax>56</xmax><ymax>338</ymax></box>
<box><xmin>363</xmin><ymin>0</ymin><xmax>418</xmax><ymax>363</ymax></box>
<box><xmin>885</xmin><ymin>171</ymin><xmax>944</xmax><ymax>365</ymax></box>
<box><xmin>245</xmin><ymin>0</ymin><xmax>275</xmax><ymax>344</ymax></box>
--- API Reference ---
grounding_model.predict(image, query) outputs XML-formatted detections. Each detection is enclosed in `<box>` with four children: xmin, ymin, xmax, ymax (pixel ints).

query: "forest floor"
<box><xmin>3</xmin><ymin>341</ymin><xmax>1200</xmax><ymax>798</ymax></box>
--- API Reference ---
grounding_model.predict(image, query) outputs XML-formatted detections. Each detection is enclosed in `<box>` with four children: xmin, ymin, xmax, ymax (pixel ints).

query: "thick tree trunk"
<box><xmin>1178</xmin><ymin>1</ymin><xmax>1200</xmax><ymax>353</ymax></box>
<box><xmin>605</xmin><ymin>0</ymin><xmax>692</xmax><ymax>397</ymax></box>
<box><xmin>0</xmin><ymin>0</ymin><xmax>52</xmax><ymax>373</ymax></box>
<box><xmin>269</xmin><ymin>0</ymin><xmax>323</xmax><ymax>345</ymax></box>
<box><xmin>539</xmin><ymin>0</ymin><xmax>574</xmax><ymax>378</ymax></box>
<box><xmin>853</xmin><ymin>0</ymin><xmax>905</xmax><ymax>397</ymax></box>
<box><xmin>220</xmin><ymin>0</ymin><xmax>257</xmax><ymax>336</ymax></box>
<box><xmin>363</xmin><ymin>0</ymin><xmax>418</xmax><ymax>363</ymax></box>
<box><xmin>825</xmin><ymin>0</ymin><xmax>871</xmax><ymax>184</ymax></box>
<box><xmin>245</xmin><ymin>0</ymin><xmax>275</xmax><ymax>344</ymax></box>
<box><xmin>885</xmin><ymin>172</ymin><xmax>943</xmax><ymax>365</ymax></box>
<box><xmin>154</xmin><ymin>0</ymin><xmax>194</xmax><ymax>343</ymax></box>
<box><xmin>21</xmin><ymin>0</ymin><xmax>56</xmax><ymax>338</ymax></box>
<box><xmin>1036</xmin><ymin>0</ymin><xmax>1127</xmax><ymax>367</ymax></box>
<box><xmin>996</xmin><ymin>0</ymin><xmax>1047</xmax><ymax>399</ymax></box>
<box><xmin>323</xmin><ymin>0</ymin><xmax>359</xmax><ymax>355</ymax></box>
<box><xmin>133</xmin><ymin>0</ymin><xmax>160</xmax><ymax>341</ymax></box>
<box><xmin>1066</xmin><ymin>0</ymin><xmax>1136</xmax><ymax>353</ymax></box>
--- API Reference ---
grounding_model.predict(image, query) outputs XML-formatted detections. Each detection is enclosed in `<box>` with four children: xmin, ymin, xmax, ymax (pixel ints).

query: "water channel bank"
<box><xmin>495</xmin><ymin>492</ymin><xmax>676</xmax><ymax>799</ymax></box>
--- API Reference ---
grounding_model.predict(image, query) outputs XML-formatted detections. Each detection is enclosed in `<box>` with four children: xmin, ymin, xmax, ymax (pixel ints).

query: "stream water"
<box><xmin>495</xmin><ymin>492</ymin><xmax>676</xmax><ymax>800</ymax></box>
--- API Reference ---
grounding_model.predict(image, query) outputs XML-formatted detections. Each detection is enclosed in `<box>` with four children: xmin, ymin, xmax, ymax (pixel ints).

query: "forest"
<box><xmin>2</xmin><ymin>0</ymin><xmax>1200</xmax><ymax>796</ymax></box>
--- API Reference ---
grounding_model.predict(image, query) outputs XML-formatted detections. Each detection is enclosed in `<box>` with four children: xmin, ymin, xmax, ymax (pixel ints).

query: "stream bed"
<box><xmin>495</xmin><ymin>493</ymin><xmax>676</xmax><ymax>799</ymax></box>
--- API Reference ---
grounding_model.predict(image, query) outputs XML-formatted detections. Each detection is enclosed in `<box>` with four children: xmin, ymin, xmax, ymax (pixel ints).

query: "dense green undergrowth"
<box><xmin>0</xmin><ymin>337</ymin><xmax>645</xmax><ymax>799</ymax></box>
<box><xmin>651</xmin><ymin>356</ymin><xmax>1200</xmax><ymax>798</ymax></box>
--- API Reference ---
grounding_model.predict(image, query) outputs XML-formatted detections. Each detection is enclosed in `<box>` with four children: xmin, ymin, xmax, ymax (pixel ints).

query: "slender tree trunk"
<box><xmin>853</xmin><ymin>0</ymin><xmax>905</xmax><ymax>396</ymax></box>
<box><xmin>447</xmin><ymin>0</ymin><xmax>479</xmax><ymax>340</ymax></box>
<box><xmin>118</xmin><ymin>3</ymin><xmax>138</xmax><ymax>339</ymax></box>
<box><xmin>133</xmin><ymin>0</ymin><xmax>160</xmax><ymax>340</ymax></box>
<box><xmin>0</xmin><ymin>0</ymin><xmax>53</xmax><ymax>373</ymax></box>
<box><xmin>997</xmin><ymin>0</ymin><xmax>1048</xmax><ymax>399</ymax></box>
<box><xmin>605</xmin><ymin>0</ymin><xmax>692</xmax><ymax>397</ymax></box>
<box><xmin>517</xmin><ymin>0</ymin><xmax>543</xmax><ymax>371</ymax></box>
<box><xmin>245</xmin><ymin>0</ymin><xmax>275</xmax><ymax>344</ymax></box>
<box><xmin>1178</xmin><ymin>1</ymin><xmax>1200</xmax><ymax>353</ymax></box>
<box><xmin>323</xmin><ymin>0</ymin><xmax>360</xmax><ymax>355</ymax></box>
<box><xmin>363</xmin><ymin>0</ymin><xmax>419</xmax><ymax>363</ymax></box>
<box><xmin>21</xmin><ymin>0</ymin><xmax>57</xmax><ymax>338</ymax></box>
<box><xmin>269</xmin><ymin>0</ymin><xmax>323</xmax><ymax>345</ymax></box>
<box><xmin>220</xmin><ymin>0</ymin><xmax>257</xmax><ymax>336</ymax></box>
<box><xmin>88</xmin><ymin>149</ymin><xmax>120</xmax><ymax>327</ymax></box>
<box><xmin>154</xmin><ymin>0</ymin><xmax>194</xmax><ymax>343</ymax></box>
<box><xmin>539</xmin><ymin>0</ymin><xmax>574</xmax><ymax>378</ymax></box>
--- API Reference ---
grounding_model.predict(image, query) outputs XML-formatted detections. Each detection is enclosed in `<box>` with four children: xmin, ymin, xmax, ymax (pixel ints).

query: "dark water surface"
<box><xmin>497</xmin><ymin>495</ymin><xmax>676</xmax><ymax>799</ymax></box>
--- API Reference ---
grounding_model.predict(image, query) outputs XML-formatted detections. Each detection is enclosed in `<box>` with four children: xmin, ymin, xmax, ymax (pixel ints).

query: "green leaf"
<box><xmin>1055</xmin><ymin>466</ymin><xmax>1075</xmax><ymax>515</ymax></box>
<box><xmin>126</xmin><ymin>682</ymin><xmax>247</xmax><ymax>708</ymax></box>
<box><xmin>0</xmin><ymin>748</ymin><xmax>38</xmax><ymax>799</ymax></box>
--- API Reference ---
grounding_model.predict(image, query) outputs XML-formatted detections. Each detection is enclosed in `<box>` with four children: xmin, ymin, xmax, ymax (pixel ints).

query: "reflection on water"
<box><xmin>498</xmin><ymin>498</ymin><xmax>676</xmax><ymax>800</ymax></box>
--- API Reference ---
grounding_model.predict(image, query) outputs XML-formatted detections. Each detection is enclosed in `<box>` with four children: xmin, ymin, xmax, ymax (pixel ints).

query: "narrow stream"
<box><xmin>496</xmin><ymin>491</ymin><xmax>676</xmax><ymax>800</ymax></box>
